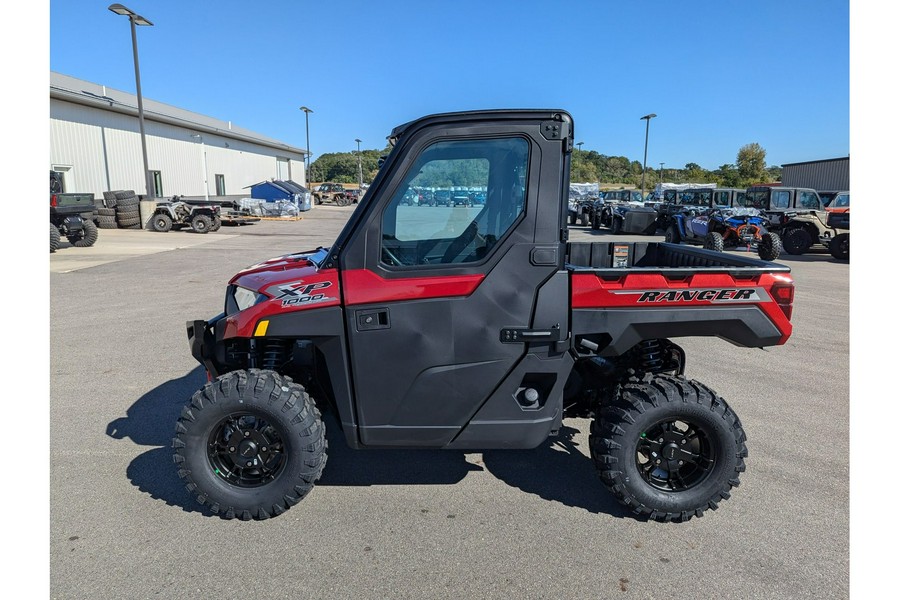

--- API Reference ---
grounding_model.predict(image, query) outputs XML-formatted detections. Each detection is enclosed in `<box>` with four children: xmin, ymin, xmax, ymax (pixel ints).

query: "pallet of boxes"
<box><xmin>97</xmin><ymin>190</ymin><xmax>142</xmax><ymax>229</ymax></box>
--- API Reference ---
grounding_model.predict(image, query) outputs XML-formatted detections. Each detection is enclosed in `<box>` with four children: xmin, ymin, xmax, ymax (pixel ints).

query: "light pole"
<box><xmin>190</xmin><ymin>134</ymin><xmax>209</xmax><ymax>201</ymax></box>
<box><xmin>639</xmin><ymin>113</ymin><xmax>657</xmax><ymax>197</ymax></box>
<box><xmin>355</xmin><ymin>138</ymin><xmax>363</xmax><ymax>190</ymax></box>
<box><xmin>108</xmin><ymin>4</ymin><xmax>154</xmax><ymax>198</ymax></box>
<box><xmin>576</xmin><ymin>141</ymin><xmax>583</xmax><ymax>152</ymax></box>
<box><xmin>300</xmin><ymin>106</ymin><xmax>313</xmax><ymax>187</ymax></box>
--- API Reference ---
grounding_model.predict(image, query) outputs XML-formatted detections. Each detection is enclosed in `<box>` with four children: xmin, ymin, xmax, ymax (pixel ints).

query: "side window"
<box><xmin>799</xmin><ymin>191</ymin><xmax>821</xmax><ymax>209</ymax></box>
<box><xmin>380</xmin><ymin>137</ymin><xmax>528</xmax><ymax>267</ymax></box>
<box><xmin>835</xmin><ymin>193</ymin><xmax>850</xmax><ymax>208</ymax></box>
<box><xmin>715</xmin><ymin>191</ymin><xmax>729</xmax><ymax>207</ymax></box>
<box><xmin>742</xmin><ymin>191</ymin><xmax>764</xmax><ymax>209</ymax></box>
<box><xmin>772</xmin><ymin>190</ymin><xmax>790</xmax><ymax>209</ymax></box>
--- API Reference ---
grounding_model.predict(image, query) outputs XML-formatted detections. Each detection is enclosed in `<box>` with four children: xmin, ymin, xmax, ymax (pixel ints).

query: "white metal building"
<box><xmin>50</xmin><ymin>71</ymin><xmax>307</xmax><ymax>199</ymax></box>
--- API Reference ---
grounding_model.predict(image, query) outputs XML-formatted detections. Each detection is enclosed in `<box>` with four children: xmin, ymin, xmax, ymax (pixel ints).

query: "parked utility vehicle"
<box><xmin>50</xmin><ymin>171</ymin><xmax>98</xmax><ymax>252</ymax></box>
<box><xmin>313</xmin><ymin>183</ymin><xmax>351</xmax><ymax>206</ymax></box>
<box><xmin>665</xmin><ymin>208</ymin><xmax>782</xmax><ymax>261</ymax></box>
<box><xmin>151</xmin><ymin>197</ymin><xmax>221</xmax><ymax>233</ymax></box>
<box><xmin>175</xmin><ymin>110</ymin><xmax>794</xmax><ymax>523</ymax></box>
<box><xmin>740</xmin><ymin>186</ymin><xmax>844</xmax><ymax>255</ymax></box>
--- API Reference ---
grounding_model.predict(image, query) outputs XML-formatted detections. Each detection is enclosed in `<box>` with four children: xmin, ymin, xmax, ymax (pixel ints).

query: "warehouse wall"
<box><xmin>50</xmin><ymin>99</ymin><xmax>305</xmax><ymax>198</ymax></box>
<box><xmin>781</xmin><ymin>158</ymin><xmax>849</xmax><ymax>191</ymax></box>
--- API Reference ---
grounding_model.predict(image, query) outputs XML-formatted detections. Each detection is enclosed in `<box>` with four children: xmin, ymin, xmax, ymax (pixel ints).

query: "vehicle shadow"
<box><xmin>481</xmin><ymin>425</ymin><xmax>629</xmax><ymax>518</ymax></box>
<box><xmin>106</xmin><ymin>366</ymin><xmax>209</xmax><ymax>515</ymax></box>
<box><xmin>317</xmin><ymin>410</ymin><xmax>482</xmax><ymax>487</ymax></box>
<box><xmin>109</xmin><ymin>372</ymin><xmax>625</xmax><ymax>519</ymax></box>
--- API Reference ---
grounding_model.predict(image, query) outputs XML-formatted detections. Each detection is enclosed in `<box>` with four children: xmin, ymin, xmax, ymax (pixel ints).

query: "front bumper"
<box><xmin>187</xmin><ymin>313</ymin><xmax>224</xmax><ymax>378</ymax></box>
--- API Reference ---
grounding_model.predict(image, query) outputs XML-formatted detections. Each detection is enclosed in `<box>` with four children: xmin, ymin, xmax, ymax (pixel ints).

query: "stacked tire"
<box><xmin>97</xmin><ymin>206</ymin><xmax>118</xmax><ymax>229</ymax></box>
<box><xmin>115</xmin><ymin>190</ymin><xmax>142</xmax><ymax>229</ymax></box>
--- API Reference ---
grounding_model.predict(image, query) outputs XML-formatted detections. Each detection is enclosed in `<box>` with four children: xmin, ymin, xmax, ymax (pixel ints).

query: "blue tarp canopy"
<box><xmin>246</xmin><ymin>179</ymin><xmax>309</xmax><ymax>202</ymax></box>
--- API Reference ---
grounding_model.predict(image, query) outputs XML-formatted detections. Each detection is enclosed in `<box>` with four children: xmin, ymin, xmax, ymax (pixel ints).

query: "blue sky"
<box><xmin>48</xmin><ymin>0</ymin><xmax>849</xmax><ymax>171</ymax></box>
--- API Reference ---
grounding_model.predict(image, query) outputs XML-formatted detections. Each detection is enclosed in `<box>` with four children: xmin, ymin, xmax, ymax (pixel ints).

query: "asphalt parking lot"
<box><xmin>49</xmin><ymin>205</ymin><xmax>849</xmax><ymax>599</ymax></box>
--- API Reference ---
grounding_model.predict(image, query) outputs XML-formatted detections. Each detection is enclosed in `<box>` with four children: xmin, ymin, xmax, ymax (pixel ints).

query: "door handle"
<box><xmin>356</xmin><ymin>308</ymin><xmax>390</xmax><ymax>331</ymax></box>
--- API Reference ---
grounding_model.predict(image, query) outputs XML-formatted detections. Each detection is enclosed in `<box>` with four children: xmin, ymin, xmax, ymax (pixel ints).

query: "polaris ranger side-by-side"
<box><xmin>175</xmin><ymin>110</ymin><xmax>794</xmax><ymax>522</ymax></box>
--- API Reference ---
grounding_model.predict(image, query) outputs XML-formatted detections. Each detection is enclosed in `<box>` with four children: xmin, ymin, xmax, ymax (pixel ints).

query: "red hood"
<box><xmin>230</xmin><ymin>251</ymin><xmax>325</xmax><ymax>294</ymax></box>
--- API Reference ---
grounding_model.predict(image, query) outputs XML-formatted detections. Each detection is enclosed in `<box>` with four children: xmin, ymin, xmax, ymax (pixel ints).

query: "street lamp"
<box><xmin>190</xmin><ymin>134</ymin><xmax>209</xmax><ymax>202</ymax></box>
<box><xmin>355</xmin><ymin>138</ymin><xmax>363</xmax><ymax>190</ymax></box>
<box><xmin>300</xmin><ymin>106</ymin><xmax>313</xmax><ymax>187</ymax></box>
<box><xmin>639</xmin><ymin>113</ymin><xmax>657</xmax><ymax>197</ymax></box>
<box><xmin>576</xmin><ymin>141</ymin><xmax>583</xmax><ymax>152</ymax></box>
<box><xmin>108</xmin><ymin>4</ymin><xmax>154</xmax><ymax>198</ymax></box>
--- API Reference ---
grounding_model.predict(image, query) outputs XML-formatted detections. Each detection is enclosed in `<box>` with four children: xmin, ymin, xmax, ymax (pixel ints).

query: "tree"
<box><xmin>714</xmin><ymin>164</ymin><xmax>740</xmax><ymax>187</ymax></box>
<box><xmin>736</xmin><ymin>143</ymin><xmax>767</xmax><ymax>185</ymax></box>
<box><xmin>310</xmin><ymin>149</ymin><xmax>385</xmax><ymax>184</ymax></box>
<box><xmin>684</xmin><ymin>162</ymin><xmax>705</xmax><ymax>182</ymax></box>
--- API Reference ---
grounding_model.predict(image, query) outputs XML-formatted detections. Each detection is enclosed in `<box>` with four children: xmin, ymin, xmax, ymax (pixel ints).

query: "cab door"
<box><xmin>337</xmin><ymin>112</ymin><xmax>571</xmax><ymax>447</ymax></box>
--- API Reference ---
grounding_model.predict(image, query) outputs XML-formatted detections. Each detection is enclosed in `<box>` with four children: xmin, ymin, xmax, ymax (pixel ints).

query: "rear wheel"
<box><xmin>830</xmin><ymin>233</ymin><xmax>849</xmax><ymax>260</ymax></box>
<box><xmin>69</xmin><ymin>220</ymin><xmax>98</xmax><ymax>247</ymax></box>
<box><xmin>611</xmin><ymin>217</ymin><xmax>623</xmax><ymax>235</ymax></box>
<box><xmin>590</xmin><ymin>374</ymin><xmax>747</xmax><ymax>522</ymax></box>
<box><xmin>782</xmin><ymin>228</ymin><xmax>813</xmax><ymax>255</ymax></box>
<box><xmin>152</xmin><ymin>213</ymin><xmax>173</xmax><ymax>232</ymax></box>
<box><xmin>757</xmin><ymin>232</ymin><xmax>782</xmax><ymax>261</ymax></box>
<box><xmin>191</xmin><ymin>214</ymin><xmax>212</xmax><ymax>234</ymax></box>
<box><xmin>173</xmin><ymin>369</ymin><xmax>327</xmax><ymax>520</ymax></box>
<box><xmin>210</xmin><ymin>216</ymin><xmax>222</xmax><ymax>232</ymax></box>
<box><xmin>50</xmin><ymin>223</ymin><xmax>60</xmax><ymax>253</ymax></box>
<box><xmin>703</xmin><ymin>231</ymin><xmax>724</xmax><ymax>252</ymax></box>
<box><xmin>664</xmin><ymin>224</ymin><xmax>681</xmax><ymax>244</ymax></box>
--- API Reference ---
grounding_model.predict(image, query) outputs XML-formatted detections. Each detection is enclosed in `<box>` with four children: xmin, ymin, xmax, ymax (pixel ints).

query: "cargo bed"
<box><xmin>566</xmin><ymin>241</ymin><xmax>791</xmax><ymax>275</ymax></box>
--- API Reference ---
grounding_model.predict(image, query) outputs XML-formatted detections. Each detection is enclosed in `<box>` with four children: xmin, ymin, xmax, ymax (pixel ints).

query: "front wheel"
<box><xmin>611</xmin><ymin>217</ymin><xmax>623</xmax><ymax>235</ymax></box>
<box><xmin>664</xmin><ymin>224</ymin><xmax>681</xmax><ymax>244</ymax></box>
<box><xmin>209</xmin><ymin>216</ymin><xmax>222</xmax><ymax>232</ymax></box>
<box><xmin>757</xmin><ymin>232</ymin><xmax>782</xmax><ymax>261</ymax></box>
<box><xmin>703</xmin><ymin>231</ymin><xmax>725</xmax><ymax>252</ymax></box>
<box><xmin>173</xmin><ymin>369</ymin><xmax>327</xmax><ymax>520</ymax></box>
<box><xmin>590</xmin><ymin>374</ymin><xmax>747</xmax><ymax>522</ymax></box>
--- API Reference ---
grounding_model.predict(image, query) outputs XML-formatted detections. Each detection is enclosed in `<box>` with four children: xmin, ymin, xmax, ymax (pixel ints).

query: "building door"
<box><xmin>276</xmin><ymin>157</ymin><xmax>290</xmax><ymax>180</ymax></box>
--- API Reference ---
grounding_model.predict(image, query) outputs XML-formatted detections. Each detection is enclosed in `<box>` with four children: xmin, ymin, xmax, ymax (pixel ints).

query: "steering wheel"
<box><xmin>441</xmin><ymin>220</ymin><xmax>485</xmax><ymax>263</ymax></box>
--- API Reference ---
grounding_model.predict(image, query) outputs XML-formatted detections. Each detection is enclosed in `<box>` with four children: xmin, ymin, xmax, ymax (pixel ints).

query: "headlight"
<box><xmin>233</xmin><ymin>286</ymin><xmax>259</xmax><ymax>311</ymax></box>
<box><xmin>232</xmin><ymin>286</ymin><xmax>266</xmax><ymax>313</ymax></box>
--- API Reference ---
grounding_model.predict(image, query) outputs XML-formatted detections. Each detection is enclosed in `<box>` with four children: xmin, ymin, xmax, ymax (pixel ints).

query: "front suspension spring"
<box><xmin>261</xmin><ymin>339</ymin><xmax>289</xmax><ymax>371</ymax></box>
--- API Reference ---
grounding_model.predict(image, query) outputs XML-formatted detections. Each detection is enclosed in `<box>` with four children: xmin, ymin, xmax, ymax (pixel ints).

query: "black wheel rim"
<box><xmin>207</xmin><ymin>412</ymin><xmax>287</xmax><ymax>487</ymax></box>
<box><xmin>636</xmin><ymin>418</ymin><xmax>716</xmax><ymax>492</ymax></box>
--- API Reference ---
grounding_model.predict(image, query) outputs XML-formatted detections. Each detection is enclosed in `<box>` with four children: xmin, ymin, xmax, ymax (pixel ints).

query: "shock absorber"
<box><xmin>261</xmin><ymin>339</ymin><xmax>288</xmax><ymax>371</ymax></box>
<box><xmin>637</xmin><ymin>339</ymin><xmax>664</xmax><ymax>372</ymax></box>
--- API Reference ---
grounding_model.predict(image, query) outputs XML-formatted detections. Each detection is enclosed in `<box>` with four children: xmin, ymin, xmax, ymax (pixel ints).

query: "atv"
<box><xmin>150</xmin><ymin>197</ymin><xmax>221</xmax><ymax>234</ymax></box>
<box><xmin>665</xmin><ymin>207</ymin><xmax>782</xmax><ymax>261</ymax></box>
